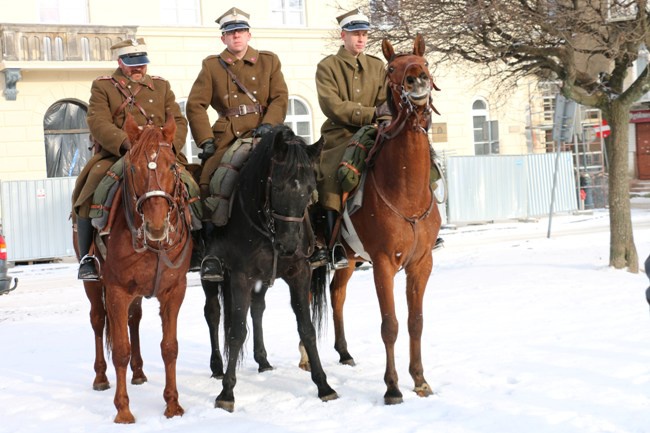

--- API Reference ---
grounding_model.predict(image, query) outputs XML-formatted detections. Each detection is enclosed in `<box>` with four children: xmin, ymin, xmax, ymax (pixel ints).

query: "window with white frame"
<box><xmin>472</xmin><ymin>99</ymin><xmax>499</xmax><ymax>155</ymax></box>
<box><xmin>270</xmin><ymin>0</ymin><xmax>305</xmax><ymax>27</ymax></box>
<box><xmin>284</xmin><ymin>97</ymin><xmax>313</xmax><ymax>144</ymax></box>
<box><xmin>160</xmin><ymin>0</ymin><xmax>200</xmax><ymax>26</ymax></box>
<box><xmin>39</xmin><ymin>0</ymin><xmax>88</xmax><ymax>24</ymax></box>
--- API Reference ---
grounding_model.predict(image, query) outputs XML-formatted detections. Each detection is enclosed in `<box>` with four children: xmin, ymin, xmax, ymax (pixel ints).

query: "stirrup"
<box><xmin>78</xmin><ymin>254</ymin><xmax>100</xmax><ymax>281</ymax></box>
<box><xmin>201</xmin><ymin>256</ymin><xmax>224</xmax><ymax>282</ymax></box>
<box><xmin>331</xmin><ymin>243</ymin><xmax>349</xmax><ymax>270</ymax></box>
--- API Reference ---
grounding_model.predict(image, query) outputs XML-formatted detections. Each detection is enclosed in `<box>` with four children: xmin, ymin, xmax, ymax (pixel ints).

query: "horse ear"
<box><xmin>414</xmin><ymin>33</ymin><xmax>425</xmax><ymax>57</ymax></box>
<box><xmin>305</xmin><ymin>136</ymin><xmax>324</xmax><ymax>164</ymax></box>
<box><xmin>124</xmin><ymin>113</ymin><xmax>140</xmax><ymax>142</ymax></box>
<box><xmin>272</xmin><ymin>126</ymin><xmax>289</xmax><ymax>158</ymax></box>
<box><xmin>162</xmin><ymin>111</ymin><xmax>177</xmax><ymax>143</ymax></box>
<box><xmin>382</xmin><ymin>38</ymin><xmax>395</xmax><ymax>62</ymax></box>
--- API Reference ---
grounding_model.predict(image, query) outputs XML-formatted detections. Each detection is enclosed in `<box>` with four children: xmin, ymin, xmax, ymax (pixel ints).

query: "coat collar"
<box><xmin>112</xmin><ymin>69</ymin><xmax>154</xmax><ymax>90</ymax></box>
<box><xmin>219</xmin><ymin>46</ymin><xmax>260</xmax><ymax>65</ymax></box>
<box><xmin>337</xmin><ymin>46</ymin><xmax>369</xmax><ymax>70</ymax></box>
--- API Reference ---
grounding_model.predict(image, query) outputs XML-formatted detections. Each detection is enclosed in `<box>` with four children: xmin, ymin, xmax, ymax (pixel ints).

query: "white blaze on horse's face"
<box><xmin>403</xmin><ymin>64</ymin><xmax>432</xmax><ymax>106</ymax></box>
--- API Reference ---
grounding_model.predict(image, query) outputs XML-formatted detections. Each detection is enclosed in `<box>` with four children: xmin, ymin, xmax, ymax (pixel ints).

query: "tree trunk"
<box><xmin>604</xmin><ymin>101</ymin><xmax>638</xmax><ymax>273</ymax></box>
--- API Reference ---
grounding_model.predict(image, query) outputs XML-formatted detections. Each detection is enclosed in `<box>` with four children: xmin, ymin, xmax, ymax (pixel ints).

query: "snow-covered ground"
<box><xmin>1</xmin><ymin>201</ymin><xmax>650</xmax><ymax>433</ymax></box>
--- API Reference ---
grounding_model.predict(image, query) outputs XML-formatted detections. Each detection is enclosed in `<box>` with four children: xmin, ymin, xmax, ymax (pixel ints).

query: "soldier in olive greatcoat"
<box><xmin>72</xmin><ymin>38</ymin><xmax>193</xmax><ymax>280</ymax></box>
<box><xmin>312</xmin><ymin>9</ymin><xmax>387</xmax><ymax>269</ymax></box>
<box><xmin>186</xmin><ymin>7</ymin><xmax>288</xmax><ymax>281</ymax></box>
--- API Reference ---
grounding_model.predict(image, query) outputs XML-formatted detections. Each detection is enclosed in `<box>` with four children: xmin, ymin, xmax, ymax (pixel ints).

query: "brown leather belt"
<box><xmin>218</xmin><ymin>104</ymin><xmax>265</xmax><ymax>117</ymax></box>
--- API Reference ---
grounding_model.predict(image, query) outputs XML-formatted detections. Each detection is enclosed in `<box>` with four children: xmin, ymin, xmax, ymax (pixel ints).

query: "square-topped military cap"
<box><xmin>337</xmin><ymin>8</ymin><xmax>371</xmax><ymax>31</ymax></box>
<box><xmin>111</xmin><ymin>38</ymin><xmax>149</xmax><ymax>66</ymax></box>
<box><xmin>216</xmin><ymin>7</ymin><xmax>251</xmax><ymax>32</ymax></box>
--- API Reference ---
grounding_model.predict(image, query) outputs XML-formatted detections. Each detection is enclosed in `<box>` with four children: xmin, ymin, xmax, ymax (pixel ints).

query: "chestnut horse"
<box><xmin>201</xmin><ymin>125</ymin><xmax>337</xmax><ymax>412</ymax></box>
<box><xmin>315</xmin><ymin>34</ymin><xmax>442</xmax><ymax>404</ymax></box>
<box><xmin>81</xmin><ymin>113</ymin><xmax>192</xmax><ymax>423</ymax></box>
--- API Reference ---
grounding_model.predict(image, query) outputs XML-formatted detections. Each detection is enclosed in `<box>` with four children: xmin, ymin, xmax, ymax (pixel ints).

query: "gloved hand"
<box><xmin>119</xmin><ymin>138</ymin><xmax>132</xmax><ymax>154</ymax></box>
<box><xmin>252</xmin><ymin>123</ymin><xmax>273</xmax><ymax>139</ymax></box>
<box><xmin>374</xmin><ymin>101</ymin><xmax>392</xmax><ymax>122</ymax></box>
<box><xmin>198</xmin><ymin>138</ymin><xmax>216</xmax><ymax>161</ymax></box>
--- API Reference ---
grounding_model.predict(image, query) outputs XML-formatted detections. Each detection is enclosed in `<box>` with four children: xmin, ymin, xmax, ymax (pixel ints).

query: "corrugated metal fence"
<box><xmin>0</xmin><ymin>152</ymin><xmax>577</xmax><ymax>261</ymax></box>
<box><xmin>445</xmin><ymin>152</ymin><xmax>578</xmax><ymax>223</ymax></box>
<box><xmin>0</xmin><ymin>177</ymin><xmax>76</xmax><ymax>262</ymax></box>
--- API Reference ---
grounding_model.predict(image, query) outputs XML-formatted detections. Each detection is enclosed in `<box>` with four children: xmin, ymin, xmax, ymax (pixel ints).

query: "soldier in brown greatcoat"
<box><xmin>312</xmin><ymin>9</ymin><xmax>387</xmax><ymax>269</ymax></box>
<box><xmin>72</xmin><ymin>38</ymin><xmax>193</xmax><ymax>280</ymax></box>
<box><xmin>186</xmin><ymin>7</ymin><xmax>288</xmax><ymax>281</ymax></box>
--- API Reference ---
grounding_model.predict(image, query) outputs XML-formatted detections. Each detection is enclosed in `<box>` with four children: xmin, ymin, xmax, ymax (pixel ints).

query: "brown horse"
<box><xmin>82</xmin><ymin>113</ymin><xmax>192</xmax><ymax>423</ymax></box>
<box><xmin>317</xmin><ymin>34</ymin><xmax>442</xmax><ymax>405</ymax></box>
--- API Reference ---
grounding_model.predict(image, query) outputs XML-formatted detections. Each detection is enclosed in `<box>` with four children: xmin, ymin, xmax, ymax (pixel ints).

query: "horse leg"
<box><xmin>251</xmin><ymin>283</ymin><xmax>273</xmax><ymax>373</ymax></box>
<box><xmin>158</xmin><ymin>288</ymin><xmax>185</xmax><ymax>418</ymax></box>
<box><xmin>298</xmin><ymin>340</ymin><xmax>310</xmax><ymax>371</ymax></box>
<box><xmin>215</xmin><ymin>276</ymin><xmax>251</xmax><ymax>412</ymax></box>
<box><xmin>128</xmin><ymin>297</ymin><xmax>147</xmax><ymax>385</ymax></box>
<box><xmin>372</xmin><ymin>259</ymin><xmax>402</xmax><ymax>405</ymax></box>
<box><xmin>288</xmin><ymin>276</ymin><xmax>338</xmax><ymax>401</ymax></box>
<box><xmin>106</xmin><ymin>289</ymin><xmax>136</xmax><ymax>423</ymax></box>
<box><xmin>405</xmin><ymin>259</ymin><xmax>433</xmax><ymax>398</ymax></box>
<box><xmin>330</xmin><ymin>265</ymin><xmax>356</xmax><ymax>365</ymax></box>
<box><xmin>85</xmin><ymin>282</ymin><xmax>110</xmax><ymax>391</ymax></box>
<box><xmin>202</xmin><ymin>280</ymin><xmax>224</xmax><ymax>379</ymax></box>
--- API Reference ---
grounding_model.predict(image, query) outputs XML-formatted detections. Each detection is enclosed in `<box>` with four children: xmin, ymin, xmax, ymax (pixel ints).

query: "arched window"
<box><xmin>43</xmin><ymin>100</ymin><xmax>92</xmax><ymax>177</ymax></box>
<box><xmin>285</xmin><ymin>97</ymin><xmax>313</xmax><ymax>144</ymax></box>
<box><xmin>81</xmin><ymin>37</ymin><xmax>91</xmax><ymax>61</ymax></box>
<box><xmin>472</xmin><ymin>98</ymin><xmax>499</xmax><ymax>155</ymax></box>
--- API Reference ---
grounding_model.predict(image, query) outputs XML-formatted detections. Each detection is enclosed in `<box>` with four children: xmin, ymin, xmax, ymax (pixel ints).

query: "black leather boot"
<box><xmin>200</xmin><ymin>221</ymin><xmax>224</xmax><ymax>282</ymax></box>
<box><xmin>189</xmin><ymin>230</ymin><xmax>203</xmax><ymax>272</ymax></box>
<box><xmin>308</xmin><ymin>207</ymin><xmax>328</xmax><ymax>268</ymax></box>
<box><xmin>433</xmin><ymin>237</ymin><xmax>444</xmax><ymax>251</ymax></box>
<box><xmin>326</xmin><ymin>210</ymin><xmax>349</xmax><ymax>270</ymax></box>
<box><xmin>77</xmin><ymin>217</ymin><xmax>99</xmax><ymax>281</ymax></box>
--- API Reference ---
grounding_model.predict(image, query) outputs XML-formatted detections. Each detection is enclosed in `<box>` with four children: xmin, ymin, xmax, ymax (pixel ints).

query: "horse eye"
<box><xmin>388</xmin><ymin>66</ymin><xmax>395</xmax><ymax>73</ymax></box>
<box><xmin>424</xmin><ymin>61</ymin><xmax>429</xmax><ymax>67</ymax></box>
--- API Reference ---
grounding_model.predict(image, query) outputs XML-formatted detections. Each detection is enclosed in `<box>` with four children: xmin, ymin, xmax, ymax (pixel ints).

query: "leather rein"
<box><xmin>122</xmin><ymin>141</ymin><xmax>192</xmax><ymax>297</ymax></box>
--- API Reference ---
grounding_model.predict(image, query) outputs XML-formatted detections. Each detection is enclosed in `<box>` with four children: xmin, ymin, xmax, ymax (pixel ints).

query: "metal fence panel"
<box><xmin>446</xmin><ymin>153</ymin><xmax>577</xmax><ymax>224</ymax></box>
<box><xmin>0</xmin><ymin>177</ymin><xmax>76</xmax><ymax>262</ymax></box>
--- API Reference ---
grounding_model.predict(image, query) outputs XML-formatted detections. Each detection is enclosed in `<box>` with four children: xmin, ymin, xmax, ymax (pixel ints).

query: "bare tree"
<box><xmin>365</xmin><ymin>0</ymin><xmax>650</xmax><ymax>272</ymax></box>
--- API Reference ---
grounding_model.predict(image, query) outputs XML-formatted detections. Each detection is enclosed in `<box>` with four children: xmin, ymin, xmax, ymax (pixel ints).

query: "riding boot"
<box><xmin>200</xmin><ymin>221</ymin><xmax>224</xmax><ymax>282</ymax></box>
<box><xmin>77</xmin><ymin>216</ymin><xmax>99</xmax><ymax>281</ymax></box>
<box><xmin>189</xmin><ymin>230</ymin><xmax>203</xmax><ymax>272</ymax></box>
<box><xmin>433</xmin><ymin>237</ymin><xmax>445</xmax><ymax>251</ymax></box>
<box><xmin>308</xmin><ymin>207</ymin><xmax>328</xmax><ymax>268</ymax></box>
<box><xmin>327</xmin><ymin>210</ymin><xmax>349</xmax><ymax>270</ymax></box>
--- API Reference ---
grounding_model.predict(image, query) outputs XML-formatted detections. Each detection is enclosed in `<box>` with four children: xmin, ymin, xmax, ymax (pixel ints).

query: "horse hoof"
<box><xmin>298</xmin><ymin>362</ymin><xmax>311</xmax><ymax>372</ymax></box>
<box><xmin>215</xmin><ymin>399</ymin><xmax>234</xmax><ymax>413</ymax></box>
<box><xmin>92</xmin><ymin>381</ymin><xmax>110</xmax><ymax>391</ymax></box>
<box><xmin>384</xmin><ymin>395</ymin><xmax>404</xmax><ymax>405</ymax></box>
<box><xmin>320</xmin><ymin>391</ymin><xmax>339</xmax><ymax>402</ymax></box>
<box><xmin>414</xmin><ymin>383</ymin><xmax>433</xmax><ymax>397</ymax></box>
<box><xmin>131</xmin><ymin>375</ymin><xmax>148</xmax><ymax>385</ymax></box>
<box><xmin>114</xmin><ymin>411</ymin><xmax>136</xmax><ymax>424</ymax></box>
<box><xmin>340</xmin><ymin>358</ymin><xmax>355</xmax><ymax>367</ymax></box>
<box><xmin>258</xmin><ymin>365</ymin><xmax>274</xmax><ymax>374</ymax></box>
<box><xmin>164</xmin><ymin>403</ymin><xmax>185</xmax><ymax>418</ymax></box>
<box><xmin>211</xmin><ymin>373</ymin><xmax>224</xmax><ymax>380</ymax></box>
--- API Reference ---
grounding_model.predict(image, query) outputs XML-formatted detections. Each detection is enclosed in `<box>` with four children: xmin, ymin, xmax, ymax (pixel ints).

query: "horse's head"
<box><xmin>382</xmin><ymin>34</ymin><xmax>439</xmax><ymax>113</ymax></box>
<box><xmin>257</xmin><ymin>125</ymin><xmax>318</xmax><ymax>256</ymax></box>
<box><xmin>123</xmin><ymin>113</ymin><xmax>180</xmax><ymax>243</ymax></box>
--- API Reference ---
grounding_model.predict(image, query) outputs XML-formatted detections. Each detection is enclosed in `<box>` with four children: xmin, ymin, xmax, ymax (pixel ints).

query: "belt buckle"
<box><xmin>238</xmin><ymin>104</ymin><xmax>248</xmax><ymax>115</ymax></box>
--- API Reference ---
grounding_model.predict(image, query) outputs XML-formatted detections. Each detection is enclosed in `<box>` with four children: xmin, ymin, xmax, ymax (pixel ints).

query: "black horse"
<box><xmin>201</xmin><ymin>125</ymin><xmax>338</xmax><ymax>412</ymax></box>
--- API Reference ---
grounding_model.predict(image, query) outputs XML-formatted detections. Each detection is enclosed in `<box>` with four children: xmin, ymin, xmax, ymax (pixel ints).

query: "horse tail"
<box><xmin>310</xmin><ymin>266</ymin><xmax>329</xmax><ymax>337</ymax></box>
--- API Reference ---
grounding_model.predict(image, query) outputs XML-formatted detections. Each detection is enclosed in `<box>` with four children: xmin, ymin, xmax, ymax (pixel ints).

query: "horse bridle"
<box><xmin>240</xmin><ymin>155</ymin><xmax>315</xmax><ymax>285</ymax></box>
<box><xmin>123</xmin><ymin>141</ymin><xmax>189</xmax><ymax>262</ymax></box>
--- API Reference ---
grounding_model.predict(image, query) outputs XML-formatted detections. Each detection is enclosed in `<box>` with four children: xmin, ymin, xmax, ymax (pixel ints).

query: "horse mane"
<box><xmin>238</xmin><ymin>126</ymin><xmax>312</xmax><ymax>201</ymax></box>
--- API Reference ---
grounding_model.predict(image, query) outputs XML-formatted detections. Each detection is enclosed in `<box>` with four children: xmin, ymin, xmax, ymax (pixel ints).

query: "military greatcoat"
<box><xmin>72</xmin><ymin>68</ymin><xmax>189</xmax><ymax>217</ymax></box>
<box><xmin>186</xmin><ymin>46</ymin><xmax>289</xmax><ymax>186</ymax></box>
<box><xmin>315</xmin><ymin>46</ymin><xmax>386</xmax><ymax>212</ymax></box>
